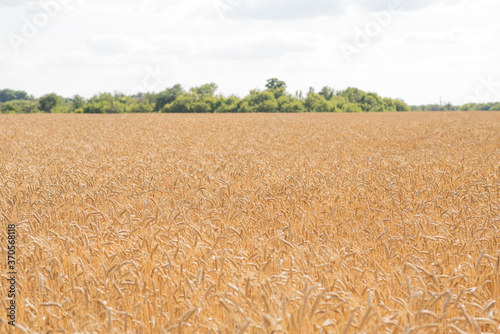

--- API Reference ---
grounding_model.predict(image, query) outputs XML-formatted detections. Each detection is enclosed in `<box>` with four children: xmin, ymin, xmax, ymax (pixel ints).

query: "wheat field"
<box><xmin>0</xmin><ymin>112</ymin><xmax>499</xmax><ymax>333</ymax></box>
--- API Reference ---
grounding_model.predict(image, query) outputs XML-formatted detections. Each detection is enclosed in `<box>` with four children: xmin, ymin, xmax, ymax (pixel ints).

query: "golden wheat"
<box><xmin>0</xmin><ymin>112</ymin><xmax>499</xmax><ymax>333</ymax></box>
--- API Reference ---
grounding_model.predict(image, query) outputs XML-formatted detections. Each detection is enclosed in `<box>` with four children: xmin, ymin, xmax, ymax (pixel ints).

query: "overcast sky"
<box><xmin>0</xmin><ymin>0</ymin><xmax>499</xmax><ymax>105</ymax></box>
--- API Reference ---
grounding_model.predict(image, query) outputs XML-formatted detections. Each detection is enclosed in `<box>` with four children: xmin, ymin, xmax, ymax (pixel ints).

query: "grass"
<box><xmin>0</xmin><ymin>112</ymin><xmax>499</xmax><ymax>333</ymax></box>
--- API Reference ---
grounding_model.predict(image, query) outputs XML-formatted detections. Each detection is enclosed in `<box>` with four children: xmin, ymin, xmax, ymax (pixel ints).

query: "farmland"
<box><xmin>0</xmin><ymin>112</ymin><xmax>499</xmax><ymax>333</ymax></box>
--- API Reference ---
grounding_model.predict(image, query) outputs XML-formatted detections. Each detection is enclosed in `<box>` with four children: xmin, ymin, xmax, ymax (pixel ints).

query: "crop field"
<box><xmin>0</xmin><ymin>112</ymin><xmax>499</xmax><ymax>333</ymax></box>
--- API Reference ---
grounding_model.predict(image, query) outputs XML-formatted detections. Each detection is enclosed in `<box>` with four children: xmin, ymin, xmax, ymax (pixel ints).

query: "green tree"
<box><xmin>39</xmin><ymin>93</ymin><xmax>61</xmax><ymax>113</ymax></box>
<box><xmin>319</xmin><ymin>86</ymin><xmax>335</xmax><ymax>100</ymax></box>
<box><xmin>361</xmin><ymin>93</ymin><xmax>384</xmax><ymax>112</ymax></box>
<box><xmin>154</xmin><ymin>84</ymin><xmax>185</xmax><ymax>112</ymax></box>
<box><xmin>394</xmin><ymin>99</ymin><xmax>410</xmax><ymax>112</ymax></box>
<box><xmin>265</xmin><ymin>79</ymin><xmax>287</xmax><ymax>99</ymax></box>
<box><xmin>443</xmin><ymin>102</ymin><xmax>455</xmax><ymax>111</ymax></box>
<box><xmin>304</xmin><ymin>93</ymin><xmax>331</xmax><ymax>112</ymax></box>
<box><xmin>162</xmin><ymin>83</ymin><xmax>218</xmax><ymax>113</ymax></box>
<box><xmin>1</xmin><ymin>102</ymin><xmax>21</xmax><ymax>113</ymax></box>
<box><xmin>165</xmin><ymin>92</ymin><xmax>216</xmax><ymax>113</ymax></box>
<box><xmin>338</xmin><ymin>87</ymin><xmax>365</xmax><ymax>104</ymax></box>
<box><xmin>490</xmin><ymin>103</ymin><xmax>500</xmax><ymax>111</ymax></box>
<box><xmin>330</xmin><ymin>96</ymin><xmax>346</xmax><ymax>112</ymax></box>
<box><xmin>280</xmin><ymin>100</ymin><xmax>305</xmax><ymax>113</ymax></box>
<box><xmin>163</xmin><ymin>83</ymin><xmax>220</xmax><ymax>113</ymax></box>
<box><xmin>71</xmin><ymin>95</ymin><xmax>86</xmax><ymax>112</ymax></box>
<box><xmin>383</xmin><ymin>98</ymin><xmax>397</xmax><ymax>111</ymax></box>
<box><xmin>267</xmin><ymin>87</ymin><xmax>286</xmax><ymax>99</ymax></box>
<box><xmin>276</xmin><ymin>94</ymin><xmax>307</xmax><ymax>112</ymax></box>
<box><xmin>265</xmin><ymin>78</ymin><xmax>286</xmax><ymax>90</ymax></box>
<box><xmin>190</xmin><ymin>83</ymin><xmax>218</xmax><ymax>97</ymax></box>
<box><xmin>294</xmin><ymin>90</ymin><xmax>304</xmax><ymax>100</ymax></box>
<box><xmin>130</xmin><ymin>101</ymin><xmax>154</xmax><ymax>113</ymax></box>
<box><xmin>214</xmin><ymin>96</ymin><xmax>240</xmax><ymax>113</ymax></box>
<box><xmin>343</xmin><ymin>103</ymin><xmax>363</xmax><ymax>113</ymax></box>
<box><xmin>1</xmin><ymin>100</ymin><xmax>39</xmax><ymax>113</ymax></box>
<box><xmin>83</xmin><ymin>93</ymin><xmax>134</xmax><ymax>114</ymax></box>
<box><xmin>239</xmin><ymin>90</ymin><xmax>278</xmax><ymax>113</ymax></box>
<box><xmin>0</xmin><ymin>89</ymin><xmax>30</xmax><ymax>103</ymax></box>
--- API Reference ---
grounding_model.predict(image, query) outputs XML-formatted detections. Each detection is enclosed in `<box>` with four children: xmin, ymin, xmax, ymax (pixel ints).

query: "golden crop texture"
<box><xmin>0</xmin><ymin>112</ymin><xmax>499</xmax><ymax>333</ymax></box>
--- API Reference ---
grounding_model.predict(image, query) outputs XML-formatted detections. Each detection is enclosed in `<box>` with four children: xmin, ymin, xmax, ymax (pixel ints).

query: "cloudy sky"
<box><xmin>0</xmin><ymin>0</ymin><xmax>499</xmax><ymax>105</ymax></box>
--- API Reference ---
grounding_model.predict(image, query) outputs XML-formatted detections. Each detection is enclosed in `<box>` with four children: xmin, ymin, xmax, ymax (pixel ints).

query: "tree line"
<box><xmin>410</xmin><ymin>102</ymin><xmax>500</xmax><ymax>112</ymax></box>
<box><xmin>1</xmin><ymin>79</ymin><xmax>492</xmax><ymax>114</ymax></box>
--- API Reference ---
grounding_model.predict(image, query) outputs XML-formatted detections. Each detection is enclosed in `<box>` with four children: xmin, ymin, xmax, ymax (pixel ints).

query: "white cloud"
<box><xmin>205</xmin><ymin>32</ymin><xmax>321</xmax><ymax>60</ymax></box>
<box><xmin>0</xmin><ymin>0</ymin><xmax>499</xmax><ymax>104</ymax></box>
<box><xmin>217</xmin><ymin>0</ymin><xmax>458</xmax><ymax>21</ymax></box>
<box><xmin>403</xmin><ymin>28</ymin><xmax>494</xmax><ymax>45</ymax></box>
<box><xmin>0</xmin><ymin>0</ymin><xmax>33</xmax><ymax>6</ymax></box>
<box><xmin>356</xmin><ymin>0</ymin><xmax>436</xmax><ymax>11</ymax></box>
<box><xmin>222</xmin><ymin>0</ymin><xmax>346</xmax><ymax>20</ymax></box>
<box><xmin>85</xmin><ymin>35</ymin><xmax>136</xmax><ymax>55</ymax></box>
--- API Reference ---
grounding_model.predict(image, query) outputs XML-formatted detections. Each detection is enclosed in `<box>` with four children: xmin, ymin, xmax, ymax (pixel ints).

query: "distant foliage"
<box><xmin>0</xmin><ymin>89</ymin><xmax>30</xmax><ymax>103</ymax></box>
<box><xmin>39</xmin><ymin>93</ymin><xmax>62</xmax><ymax>113</ymax></box>
<box><xmin>0</xmin><ymin>80</ymin><xmax>424</xmax><ymax>114</ymax></box>
<box><xmin>411</xmin><ymin>102</ymin><xmax>500</xmax><ymax>112</ymax></box>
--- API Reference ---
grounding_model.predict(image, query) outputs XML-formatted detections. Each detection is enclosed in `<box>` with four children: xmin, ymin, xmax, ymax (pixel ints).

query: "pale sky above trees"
<box><xmin>0</xmin><ymin>0</ymin><xmax>499</xmax><ymax>105</ymax></box>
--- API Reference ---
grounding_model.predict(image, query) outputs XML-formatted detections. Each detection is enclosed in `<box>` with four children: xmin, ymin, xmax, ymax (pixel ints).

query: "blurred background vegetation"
<box><xmin>1</xmin><ymin>79</ymin><xmax>498</xmax><ymax>114</ymax></box>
